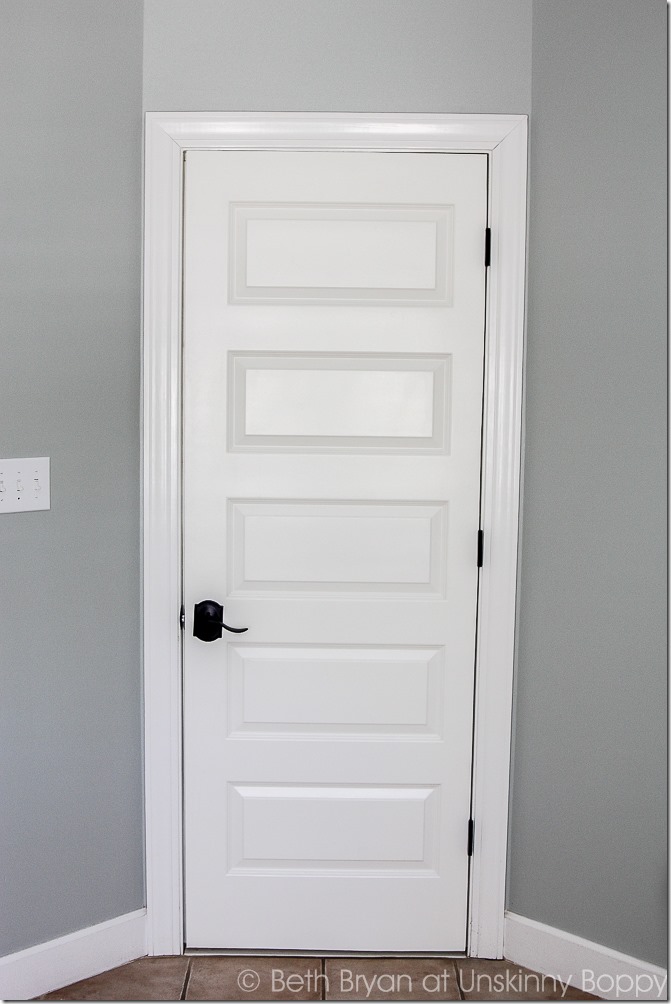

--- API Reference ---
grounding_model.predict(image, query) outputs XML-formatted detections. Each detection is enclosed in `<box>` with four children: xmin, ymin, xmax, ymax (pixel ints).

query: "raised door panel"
<box><xmin>228</xmin><ymin>783</ymin><xmax>439</xmax><ymax>875</ymax></box>
<box><xmin>226</xmin><ymin>644</ymin><xmax>444</xmax><ymax>740</ymax></box>
<box><xmin>229</xmin><ymin>353</ymin><xmax>451</xmax><ymax>454</ymax></box>
<box><xmin>227</xmin><ymin>500</ymin><xmax>447</xmax><ymax>597</ymax></box>
<box><xmin>230</xmin><ymin>203</ymin><xmax>454</xmax><ymax>304</ymax></box>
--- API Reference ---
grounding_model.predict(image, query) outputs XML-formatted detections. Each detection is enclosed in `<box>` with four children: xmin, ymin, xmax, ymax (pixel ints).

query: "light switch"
<box><xmin>0</xmin><ymin>458</ymin><xmax>50</xmax><ymax>513</ymax></box>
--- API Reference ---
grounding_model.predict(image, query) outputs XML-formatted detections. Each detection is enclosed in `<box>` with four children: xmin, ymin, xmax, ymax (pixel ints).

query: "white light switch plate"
<box><xmin>0</xmin><ymin>457</ymin><xmax>50</xmax><ymax>513</ymax></box>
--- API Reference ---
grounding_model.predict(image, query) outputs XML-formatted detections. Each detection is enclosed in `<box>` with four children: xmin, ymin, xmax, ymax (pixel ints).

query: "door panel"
<box><xmin>225</xmin><ymin>645</ymin><xmax>443</xmax><ymax>738</ymax></box>
<box><xmin>183</xmin><ymin>150</ymin><xmax>488</xmax><ymax>951</ymax></box>
<box><xmin>231</xmin><ymin>352</ymin><xmax>448</xmax><ymax>449</ymax></box>
<box><xmin>230</xmin><ymin>202</ymin><xmax>453</xmax><ymax>304</ymax></box>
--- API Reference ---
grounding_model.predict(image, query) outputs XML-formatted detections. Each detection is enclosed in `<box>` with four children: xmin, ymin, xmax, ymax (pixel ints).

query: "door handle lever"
<box><xmin>193</xmin><ymin>599</ymin><xmax>248</xmax><ymax>642</ymax></box>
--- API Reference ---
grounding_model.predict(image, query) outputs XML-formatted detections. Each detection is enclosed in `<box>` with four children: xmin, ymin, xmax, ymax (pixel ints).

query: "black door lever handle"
<box><xmin>193</xmin><ymin>600</ymin><xmax>248</xmax><ymax>642</ymax></box>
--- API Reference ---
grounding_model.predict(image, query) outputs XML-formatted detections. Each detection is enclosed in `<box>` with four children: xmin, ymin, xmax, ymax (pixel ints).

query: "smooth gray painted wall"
<box><xmin>508</xmin><ymin>0</ymin><xmax>667</xmax><ymax>967</ymax></box>
<box><xmin>143</xmin><ymin>0</ymin><xmax>532</xmax><ymax>113</ymax></box>
<box><xmin>0</xmin><ymin>1</ymin><xmax>144</xmax><ymax>955</ymax></box>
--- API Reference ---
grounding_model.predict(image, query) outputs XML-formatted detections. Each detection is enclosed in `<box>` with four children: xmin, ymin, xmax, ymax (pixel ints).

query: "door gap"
<box><xmin>184</xmin><ymin>949</ymin><xmax>468</xmax><ymax>958</ymax></box>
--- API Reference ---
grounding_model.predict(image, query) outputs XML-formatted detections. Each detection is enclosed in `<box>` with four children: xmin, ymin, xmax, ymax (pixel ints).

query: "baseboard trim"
<box><xmin>0</xmin><ymin>908</ymin><xmax>147</xmax><ymax>1001</ymax></box>
<box><xmin>504</xmin><ymin>912</ymin><xmax>667</xmax><ymax>1001</ymax></box>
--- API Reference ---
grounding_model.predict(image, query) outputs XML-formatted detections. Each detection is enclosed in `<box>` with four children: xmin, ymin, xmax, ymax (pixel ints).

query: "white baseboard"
<box><xmin>504</xmin><ymin>911</ymin><xmax>667</xmax><ymax>1001</ymax></box>
<box><xmin>0</xmin><ymin>908</ymin><xmax>147</xmax><ymax>1001</ymax></box>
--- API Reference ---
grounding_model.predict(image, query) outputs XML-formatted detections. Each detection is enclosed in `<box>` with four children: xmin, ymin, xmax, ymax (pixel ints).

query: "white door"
<box><xmin>183</xmin><ymin>150</ymin><xmax>488</xmax><ymax>951</ymax></box>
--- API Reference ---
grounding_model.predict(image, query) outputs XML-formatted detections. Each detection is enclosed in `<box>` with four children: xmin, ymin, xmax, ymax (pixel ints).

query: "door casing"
<box><xmin>142</xmin><ymin>112</ymin><xmax>528</xmax><ymax>959</ymax></box>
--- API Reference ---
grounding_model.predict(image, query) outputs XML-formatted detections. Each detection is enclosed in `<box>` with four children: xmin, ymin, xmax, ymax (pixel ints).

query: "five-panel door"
<box><xmin>183</xmin><ymin>150</ymin><xmax>488</xmax><ymax>950</ymax></box>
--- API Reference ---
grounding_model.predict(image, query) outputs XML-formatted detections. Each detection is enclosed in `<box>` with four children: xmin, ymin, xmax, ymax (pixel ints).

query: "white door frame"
<box><xmin>143</xmin><ymin>112</ymin><xmax>528</xmax><ymax>959</ymax></box>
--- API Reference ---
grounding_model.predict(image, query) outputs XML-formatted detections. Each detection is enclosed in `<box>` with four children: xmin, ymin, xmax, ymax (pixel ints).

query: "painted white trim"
<box><xmin>504</xmin><ymin>912</ymin><xmax>668</xmax><ymax>1001</ymax></box>
<box><xmin>143</xmin><ymin>112</ymin><xmax>528</xmax><ymax>958</ymax></box>
<box><xmin>143</xmin><ymin>105</ymin><xmax>185</xmax><ymax>961</ymax></box>
<box><xmin>468</xmin><ymin>117</ymin><xmax>528</xmax><ymax>959</ymax></box>
<box><xmin>0</xmin><ymin>909</ymin><xmax>146</xmax><ymax>1001</ymax></box>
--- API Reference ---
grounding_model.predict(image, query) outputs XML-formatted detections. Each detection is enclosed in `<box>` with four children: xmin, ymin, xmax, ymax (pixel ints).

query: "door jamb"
<box><xmin>143</xmin><ymin>112</ymin><xmax>528</xmax><ymax>959</ymax></box>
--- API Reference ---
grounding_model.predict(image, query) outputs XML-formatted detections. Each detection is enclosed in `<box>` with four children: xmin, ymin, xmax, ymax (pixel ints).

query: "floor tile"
<box><xmin>457</xmin><ymin>960</ymin><xmax>600</xmax><ymax>1001</ymax></box>
<box><xmin>36</xmin><ymin>954</ymin><xmax>604</xmax><ymax>1002</ymax></box>
<box><xmin>38</xmin><ymin>956</ymin><xmax>189</xmax><ymax>1001</ymax></box>
<box><xmin>325</xmin><ymin>958</ymin><xmax>460</xmax><ymax>1001</ymax></box>
<box><xmin>186</xmin><ymin>956</ymin><xmax>322</xmax><ymax>1001</ymax></box>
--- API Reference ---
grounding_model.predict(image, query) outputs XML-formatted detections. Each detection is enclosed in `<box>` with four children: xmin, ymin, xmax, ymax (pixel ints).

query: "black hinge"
<box><xmin>477</xmin><ymin>529</ymin><xmax>484</xmax><ymax>568</ymax></box>
<box><xmin>468</xmin><ymin>819</ymin><xmax>475</xmax><ymax>856</ymax></box>
<box><xmin>179</xmin><ymin>605</ymin><xmax>185</xmax><ymax>630</ymax></box>
<box><xmin>484</xmin><ymin>228</ymin><xmax>491</xmax><ymax>267</ymax></box>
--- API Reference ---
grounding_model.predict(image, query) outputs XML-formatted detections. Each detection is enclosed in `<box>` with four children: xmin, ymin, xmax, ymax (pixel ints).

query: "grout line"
<box><xmin>180</xmin><ymin>958</ymin><xmax>193</xmax><ymax>1001</ymax></box>
<box><xmin>454</xmin><ymin>959</ymin><xmax>465</xmax><ymax>1000</ymax></box>
<box><xmin>321</xmin><ymin>956</ymin><xmax>326</xmax><ymax>1000</ymax></box>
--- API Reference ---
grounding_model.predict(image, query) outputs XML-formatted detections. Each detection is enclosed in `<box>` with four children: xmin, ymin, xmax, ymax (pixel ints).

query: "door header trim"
<box><xmin>143</xmin><ymin>112</ymin><xmax>528</xmax><ymax>959</ymax></box>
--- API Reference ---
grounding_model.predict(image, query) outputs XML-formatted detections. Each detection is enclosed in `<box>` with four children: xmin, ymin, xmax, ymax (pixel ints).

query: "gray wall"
<box><xmin>143</xmin><ymin>0</ymin><xmax>532</xmax><ymax>113</ymax></box>
<box><xmin>0</xmin><ymin>1</ymin><xmax>144</xmax><ymax>955</ymax></box>
<box><xmin>1</xmin><ymin>0</ymin><xmax>666</xmax><ymax>971</ymax></box>
<box><xmin>509</xmin><ymin>0</ymin><xmax>667</xmax><ymax>968</ymax></box>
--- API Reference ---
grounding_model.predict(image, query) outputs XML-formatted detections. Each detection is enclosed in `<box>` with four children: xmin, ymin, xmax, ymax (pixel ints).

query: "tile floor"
<box><xmin>36</xmin><ymin>955</ymin><xmax>601</xmax><ymax>1001</ymax></box>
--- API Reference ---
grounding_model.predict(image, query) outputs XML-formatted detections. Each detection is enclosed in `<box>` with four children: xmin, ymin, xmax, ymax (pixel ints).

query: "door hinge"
<box><xmin>484</xmin><ymin>228</ymin><xmax>491</xmax><ymax>267</ymax></box>
<box><xmin>468</xmin><ymin>819</ymin><xmax>475</xmax><ymax>856</ymax></box>
<box><xmin>477</xmin><ymin>529</ymin><xmax>484</xmax><ymax>568</ymax></box>
<box><xmin>179</xmin><ymin>604</ymin><xmax>185</xmax><ymax>630</ymax></box>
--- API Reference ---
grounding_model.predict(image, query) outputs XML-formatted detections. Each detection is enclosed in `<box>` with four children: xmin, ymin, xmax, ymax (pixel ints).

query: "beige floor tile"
<box><xmin>186</xmin><ymin>956</ymin><xmax>322</xmax><ymax>1001</ymax></box>
<box><xmin>325</xmin><ymin>958</ymin><xmax>460</xmax><ymax>1001</ymax></box>
<box><xmin>457</xmin><ymin>960</ymin><xmax>600</xmax><ymax>1001</ymax></box>
<box><xmin>35</xmin><ymin>954</ymin><xmax>604</xmax><ymax>1002</ymax></box>
<box><xmin>38</xmin><ymin>956</ymin><xmax>189</xmax><ymax>1001</ymax></box>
